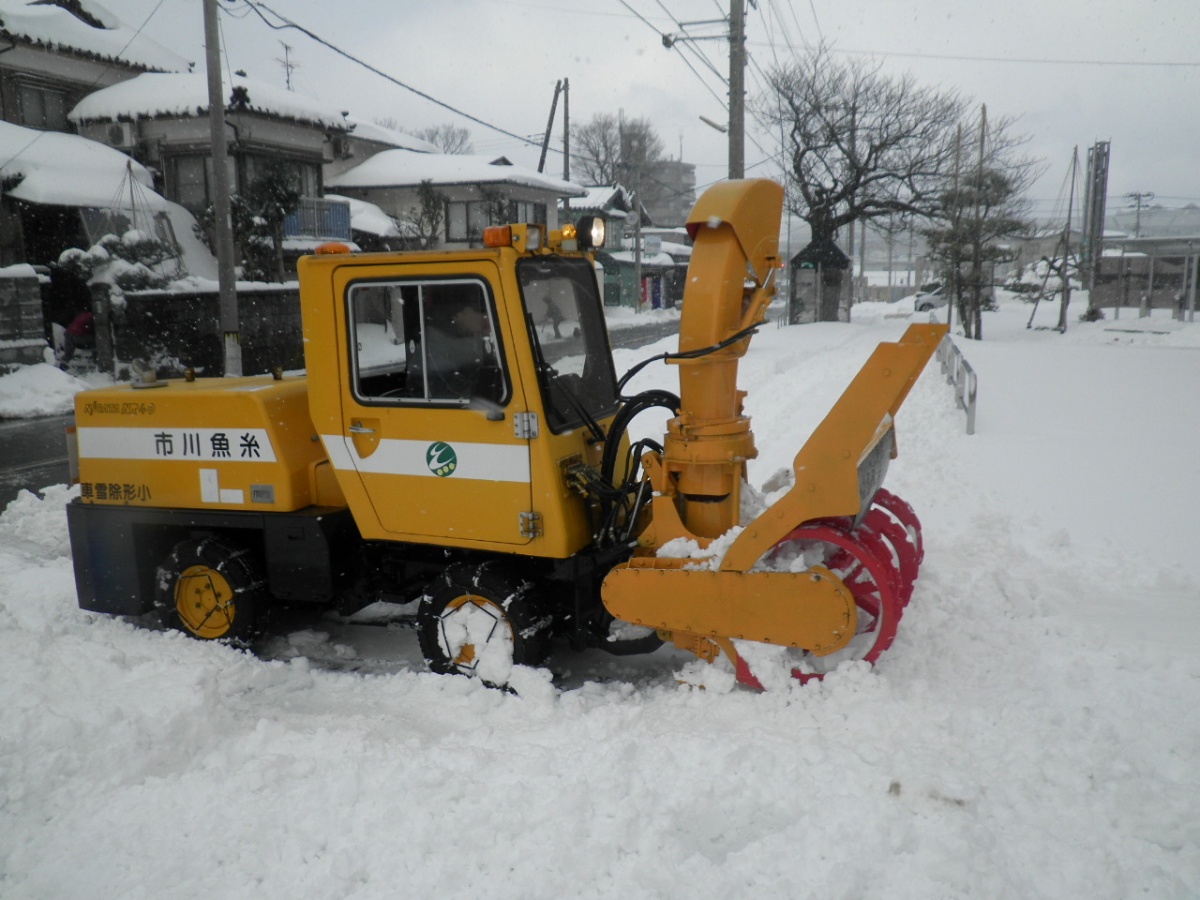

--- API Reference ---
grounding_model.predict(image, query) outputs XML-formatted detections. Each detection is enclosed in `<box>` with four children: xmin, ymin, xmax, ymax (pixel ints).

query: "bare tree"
<box><xmin>574</xmin><ymin>115</ymin><xmax>664</xmax><ymax>181</ymax></box>
<box><xmin>409</xmin><ymin>122</ymin><xmax>473</xmax><ymax>155</ymax></box>
<box><xmin>398</xmin><ymin>180</ymin><xmax>445</xmax><ymax>249</ymax></box>
<box><xmin>758</xmin><ymin>44</ymin><xmax>968</xmax><ymax>319</ymax></box>
<box><xmin>924</xmin><ymin>109</ymin><xmax>1043</xmax><ymax>339</ymax></box>
<box><xmin>573</xmin><ymin>113</ymin><xmax>624</xmax><ymax>185</ymax></box>
<box><xmin>377</xmin><ymin>118</ymin><xmax>474</xmax><ymax>154</ymax></box>
<box><xmin>573</xmin><ymin>113</ymin><xmax>674</xmax><ymax>222</ymax></box>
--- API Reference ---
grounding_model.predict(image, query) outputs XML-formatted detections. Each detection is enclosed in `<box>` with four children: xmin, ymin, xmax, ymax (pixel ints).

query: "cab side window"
<box><xmin>349</xmin><ymin>283</ymin><xmax>414</xmax><ymax>399</ymax></box>
<box><xmin>348</xmin><ymin>279</ymin><xmax>506</xmax><ymax>405</ymax></box>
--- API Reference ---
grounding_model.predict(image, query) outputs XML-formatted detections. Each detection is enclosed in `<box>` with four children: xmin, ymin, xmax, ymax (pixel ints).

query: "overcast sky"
<box><xmin>125</xmin><ymin>0</ymin><xmax>1199</xmax><ymax>226</ymax></box>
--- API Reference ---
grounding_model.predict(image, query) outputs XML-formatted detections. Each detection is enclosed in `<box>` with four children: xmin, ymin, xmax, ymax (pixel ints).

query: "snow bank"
<box><xmin>0</xmin><ymin>364</ymin><xmax>90</xmax><ymax>418</ymax></box>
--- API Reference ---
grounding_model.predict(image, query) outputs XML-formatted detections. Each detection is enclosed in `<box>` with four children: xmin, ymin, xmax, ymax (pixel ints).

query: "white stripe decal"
<box><xmin>78</xmin><ymin>427</ymin><xmax>277</xmax><ymax>463</ymax></box>
<box><xmin>321</xmin><ymin>435</ymin><xmax>529</xmax><ymax>483</ymax></box>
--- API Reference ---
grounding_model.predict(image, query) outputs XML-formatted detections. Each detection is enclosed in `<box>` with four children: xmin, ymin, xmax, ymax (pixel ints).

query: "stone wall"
<box><xmin>96</xmin><ymin>284</ymin><xmax>304</xmax><ymax>378</ymax></box>
<box><xmin>0</xmin><ymin>266</ymin><xmax>48</xmax><ymax>369</ymax></box>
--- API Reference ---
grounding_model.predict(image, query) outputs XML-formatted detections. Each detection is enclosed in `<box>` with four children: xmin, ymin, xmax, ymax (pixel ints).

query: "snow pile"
<box><xmin>1</xmin><ymin>299</ymin><xmax>1198</xmax><ymax>897</ymax></box>
<box><xmin>0</xmin><ymin>364</ymin><xmax>90</xmax><ymax>418</ymax></box>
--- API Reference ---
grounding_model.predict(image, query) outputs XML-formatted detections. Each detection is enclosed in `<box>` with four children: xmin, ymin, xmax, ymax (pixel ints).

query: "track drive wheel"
<box><xmin>155</xmin><ymin>536</ymin><xmax>265</xmax><ymax>644</ymax></box>
<box><xmin>417</xmin><ymin>562</ymin><xmax>550</xmax><ymax>687</ymax></box>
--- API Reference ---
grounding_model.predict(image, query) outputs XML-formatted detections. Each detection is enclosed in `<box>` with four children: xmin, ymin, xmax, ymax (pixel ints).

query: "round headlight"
<box><xmin>576</xmin><ymin>216</ymin><xmax>605</xmax><ymax>250</ymax></box>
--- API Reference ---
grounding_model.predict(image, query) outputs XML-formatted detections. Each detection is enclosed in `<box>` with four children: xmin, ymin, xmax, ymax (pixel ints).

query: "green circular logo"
<box><xmin>426</xmin><ymin>441</ymin><xmax>458</xmax><ymax>477</ymax></box>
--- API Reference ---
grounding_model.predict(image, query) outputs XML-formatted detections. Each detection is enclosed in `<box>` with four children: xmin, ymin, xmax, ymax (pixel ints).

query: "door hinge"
<box><xmin>514</xmin><ymin>411</ymin><xmax>539</xmax><ymax>440</ymax></box>
<box><xmin>519</xmin><ymin>511</ymin><xmax>543</xmax><ymax>538</ymax></box>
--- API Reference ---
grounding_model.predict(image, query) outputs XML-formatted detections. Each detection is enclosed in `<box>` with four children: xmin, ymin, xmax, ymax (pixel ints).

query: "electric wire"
<box><xmin>236</xmin><ymin>0</ymin><xmax>554</xmax><ymax>154</ymax></box>
<box><xmin>653</xmin><ymin>0</ymin><xmax>727</xmax><ymax>83</ymax></box>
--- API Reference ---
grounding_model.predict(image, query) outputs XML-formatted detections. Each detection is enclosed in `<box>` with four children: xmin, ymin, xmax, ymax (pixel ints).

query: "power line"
<box><xmin>653</xmin><ymin>0</ymin><xmax>727</xmax><ymax>83</ymax></box>
<box><xmin>746</xmin><ymin>38</ymin><xmax>1200</xmax><ymax>68</ymax></box>
<box><xmin>615</xmin><ymin>0</ymin><xmax>729</xmax><ymax>110</ymax></box>
<box><xmin>795</xmin><ymin>0</ymin><xmax>822</xmax><ymax>43</ymax></box>
<box><xmin>235</xmin><ymin>0</ymin><xmax>553</xmax><ymax>154</ymax></box>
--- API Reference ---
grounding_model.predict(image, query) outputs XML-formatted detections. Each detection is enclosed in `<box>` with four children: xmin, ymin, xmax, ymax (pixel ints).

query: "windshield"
<box><xmin>517</xmin><ymin>256</ymin><xmax>620</xmax><ymax>433</ymax></box>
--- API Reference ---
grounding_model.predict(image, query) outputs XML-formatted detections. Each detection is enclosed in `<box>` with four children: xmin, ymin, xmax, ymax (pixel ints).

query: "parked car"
<box><xmin>912</xmin><ymin>286</ymin><xmax>947</xmax><ymax>311</ymax></box>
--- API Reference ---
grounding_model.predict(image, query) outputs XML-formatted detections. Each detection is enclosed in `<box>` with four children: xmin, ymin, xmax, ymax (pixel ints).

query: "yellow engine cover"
<box><xmin>74</xmin><ymin>375</ymin><xmax>334</xmax><ymax>512</ymax></box>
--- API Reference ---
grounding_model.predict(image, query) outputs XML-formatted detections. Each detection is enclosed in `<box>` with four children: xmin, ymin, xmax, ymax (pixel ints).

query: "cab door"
<box><xmin>336</xmin><ymin>262</ymin><xmax>534</xmax><ymax>547</ymax></box>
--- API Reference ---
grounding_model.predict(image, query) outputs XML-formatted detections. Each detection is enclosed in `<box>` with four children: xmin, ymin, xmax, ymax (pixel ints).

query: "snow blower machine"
<box><xmin>66</xmin><ymin>178</ymin><xmax>946</xmax><ymax>689</ymax></box>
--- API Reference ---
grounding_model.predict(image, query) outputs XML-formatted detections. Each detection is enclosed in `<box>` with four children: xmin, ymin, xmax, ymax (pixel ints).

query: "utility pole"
<box><xmin>728</xmin><ymin>0</ymin><xmax>745</xmax><ymax>179</ymax></box>
<box><xmin>948</xmin><ymin>123</ymin><xmax>963</xmax><ymax>333</ymax></box>
<box><xmin>537</xmin><ymin>80</ymin><xmax>562</xmax><ymax>174</ymax></box>
<box><xmin>1081</xmin><ymin>141</ymin><xmax>1110</xmax><ymax>293</ymax></box>
<box><xmin>562</xmin><ymin>78</ymin><xmax>570</xmax><ymax>183</ymax></box>
<box><xmin>970</xmin><ymin>104</ymin><xmax>987</xmax><ymax>339</ymax></box>
<box><xmin>858</xmin><ymin>218</ymin><xmax>866</xmax><ymax>304</ymax></box>
<box><xmin>1056</xmin><ymin>147</ymin><xmax>1079</xmax><ymax>333</ymax></box>
<box><xmin>203</xmin><ymin>0</ymin><xmax>240</xmax><ymax>376</ymax></box>
<box><xmin>631</xmin><ymin>133</ymin><xmax>644</xmax><ymax>312</ymax></box>
<box><xmin>1125</xmin><ymin>190</ymin><xmax>1154</xmax><ymax>237</ymax></box>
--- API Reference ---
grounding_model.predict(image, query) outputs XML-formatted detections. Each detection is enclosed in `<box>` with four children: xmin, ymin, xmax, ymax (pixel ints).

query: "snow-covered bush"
<box><xmin>56</xmin><ymin>230</ymin><xmax>174</xmax><ymax>292</ymax></box>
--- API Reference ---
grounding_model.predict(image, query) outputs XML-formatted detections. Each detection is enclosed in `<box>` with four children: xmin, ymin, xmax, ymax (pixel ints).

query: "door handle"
<box><xmin>349</xmin><ymin>423</ymin><xmax>375</xmax><ymax>434</ymax></box>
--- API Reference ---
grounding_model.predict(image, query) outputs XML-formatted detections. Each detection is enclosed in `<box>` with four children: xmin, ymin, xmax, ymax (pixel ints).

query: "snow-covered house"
<box><xmin>567</xmin><ymin>186</ymin><xmax>685</xmax><ymax>308</ymax></box>
<box><xmin>325</xmin><ymin>149</ymin><xmax>586</xmax><ymax>249</ymax></box>
<box><xmin>326</xmin><ymin>117</ymin><xmax>438</xmax><ymax>182</ymax></box>
<box><xmin>0</xmin><ymin>118</ymin><xmax>218</xmax><ymax>361</ymax></box>
<box><xmin>566</xmin><ymin>184</ymin><xmax>646</xmax><ymax>238</ymax></box>
<box><xmin>0</xmin><ymin>0</ymin><xmax>185</xmax><ymax>133</ymax></box>
<box><xmin>69</xmin><ymin>72</ymin><xmax>350</xmax><ymax>217</ymax></box>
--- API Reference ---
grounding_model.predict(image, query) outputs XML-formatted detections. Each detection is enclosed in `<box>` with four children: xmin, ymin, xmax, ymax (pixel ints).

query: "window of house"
<box><xmin>18</xmin><ymin>84</ymin><xmax>68</xmax><ymax>131</ymax></box>
<box><xmin>446</xmin><ymin>200</ymin><xmax>502</xmax><ymax>243</ymax></box>
<box><xmin>170</xmin><ymin>156</ymin><xmax>209</xmax><ymax>211</ymax></box>
<box><xmin>509</xmin><ymin>200</ymin><xmax>547</xmax><ymax>225</ymax></box>
<box><xmin>446</xmin><ymin>203</ymin><xmax>467</xmax><ymax>242</ymax></box>
<box><xmin>242</xmin><ymin>155</ymin><xmax>319</xmax><ymax>197</ymax></box>
<box><xmin>444</xmin><ymin>198</ymin><xmax>546</xmax><ymax>244</ymax></box>
<box><xmin>167</xmin><ymin>154</ymin><xmax>237</xmax><ymax>212</ymax></box>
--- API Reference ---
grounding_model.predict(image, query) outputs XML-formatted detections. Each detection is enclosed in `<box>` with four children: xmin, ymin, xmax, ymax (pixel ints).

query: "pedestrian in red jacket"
<box><xmin>61</xmin><ymin>310</ymin><xmax>94</xmax><ymax>365</ymax></box>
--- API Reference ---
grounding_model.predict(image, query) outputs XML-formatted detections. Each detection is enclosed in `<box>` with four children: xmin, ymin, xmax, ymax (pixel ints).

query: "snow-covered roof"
<box><xmin>659</xmin><ymin>240</ymin><xmax>692</xmax><ymax>257</ymax></box>
<box><xmin>0</xmin><ymin>120</ymin><xmax>168</xmax><ymax>210</ymax></box>
<box><xmin>0</xmin><ymin>0</ymin><xmax>187</xmax><ymax>71</ymax></box>
<box><xmin>567</xmin><ymin>184</ymin><xmax>634</xmax><ymax>212</ymax></box>
<box><xmin>606</xmin><ymin>250</ymin><xmax>677</xmax><ymax>268</ymax></box>
<box><xmin>343</xmin><ymin>117</ymin><xmax>438</xmax><ymax>154</ymax></box>
<box><xmin>69</xmin><ymin>72</ymin><xmax>349</xmax><ymax>131</ymax></box>
<box><xmin>324</xmin><ymin>193</ymin><xmax>414</xmax><ymax>238</ymax></box>
<box><xmin>327</xmin><ymin>149</ymin><xmax>586</xmax><ymax>197</ymax></box>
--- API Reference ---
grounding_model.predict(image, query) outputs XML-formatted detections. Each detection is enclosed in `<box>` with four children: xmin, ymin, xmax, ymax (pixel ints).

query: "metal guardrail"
<box><xmin>936</xmin><ymin>334</ymin><xmax>977</xmax><ymax>434</ymax></box>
